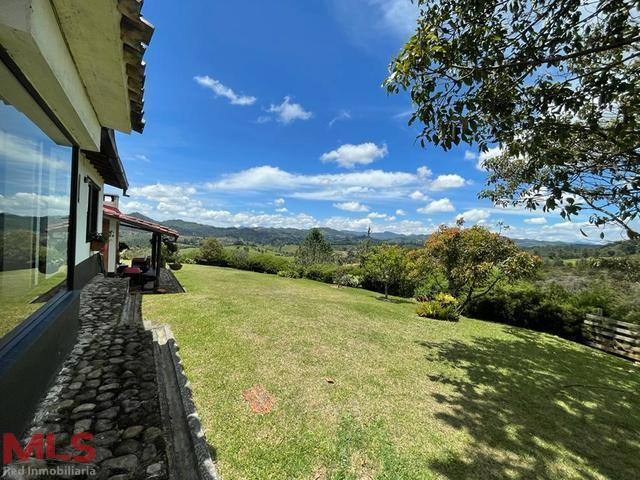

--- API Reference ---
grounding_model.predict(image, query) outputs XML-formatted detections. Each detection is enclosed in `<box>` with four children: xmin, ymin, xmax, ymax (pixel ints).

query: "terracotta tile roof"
<box><xmin>104</xmin><ymin>204</ymin><xmax>179</xmax><ymax>237</ymax></box>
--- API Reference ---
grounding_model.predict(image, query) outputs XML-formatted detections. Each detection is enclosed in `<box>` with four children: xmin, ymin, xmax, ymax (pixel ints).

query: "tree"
<box><xmin>200</xmin><ymin>237</ymin><xmax>225</xmax><ymax>264</ymax></box>
<box><xmin>411</xmin><ymin>225</ymin><xmax>541</xmax><ymax>311</ymax></box>
<box><xmin>296</xmin><ymin>228</ymin><xmax>334</xmax><ymax>265</ymax></box>
<box><xmin>362</xmin><ymin>244</ymin><xmax>408</xmax><ymax>299</ymax></box>
<box><xmin>385</xmin><ymin>0</ymin><xmax>640</xmax><ymax>238</ymax></box>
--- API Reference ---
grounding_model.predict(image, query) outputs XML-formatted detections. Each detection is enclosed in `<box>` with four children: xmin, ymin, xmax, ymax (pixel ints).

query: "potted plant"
<box><xmin>89</xmin><ymin>232</ymin><xmax>108</xmax><ymax>252</ymax></box>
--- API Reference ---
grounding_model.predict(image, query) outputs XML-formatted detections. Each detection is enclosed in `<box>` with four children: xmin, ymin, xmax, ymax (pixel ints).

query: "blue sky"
<box><xmin>113</xmin><ymin>0</ymin><xmax>620</xmax><ymax>243</ymax></box>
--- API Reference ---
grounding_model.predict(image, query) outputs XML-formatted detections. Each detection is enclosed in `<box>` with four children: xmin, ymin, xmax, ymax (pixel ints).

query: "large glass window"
<box><xmin>0</xmin><ymin>102</ymin><xmax>72</xmax><ymax>340</ymax></box>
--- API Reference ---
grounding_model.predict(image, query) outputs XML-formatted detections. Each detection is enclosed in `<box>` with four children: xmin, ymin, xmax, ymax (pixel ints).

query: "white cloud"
<box><xmin>208</xmin><ymin>165</ymin><xmax>420</xmax><ymax>201</ymax></box>
<box><xmin>206</xmin><ymin>165</ymin><xmax>468</xmax><ymax>201</ymax></box>
<box><xmin>0</xmin><ymin>192</ymin><xmax>69</xmax><ymax>217</ymax></box>
<box><xmin>268</xmin><ymin>96</ymin><xmax>312</xmax><ymax>124</ymax></box>
<box><xmin>476</xmin><ymin>146</ymin><xmax>503</xmax><ymax>171</ymax></box>
<box><xmin>418</xmin><ymin>198</ymin><xmax>455</xmax><ymax>214</ymax></box>
<box><xmin>125</xmin><ymin>180</ymin><xmax>438</xmax><ymax>235</ymax></box>
<box><xmin>334</xmin><ymin>201</ymin><xmax>370</xmax><ymax>212</ymax></box>
<box><xmin>324</xmin><ymin>216</ymin><xmax>428</xmax><ymax>235</ymax></box>
<box><xmin>129</xmin><ymin>154</ymin><xmax>151</xmax><ymax>163</ymax></box>
<box><xmin>429</xmin><ymin>174</ymin><xmax>468</xmax><ymax>191</ymax></box>
<box><xmin>367</xmin><ymin>212</ymin><xmax>388</xmax><ymax>219</ymax></box>
<box><xmin>129</xmin><ymin>184</ymin><xmax>197</xmax><ymax>203</ymax></box>
<box><xmin>417</xmin><ymin>166</ymin><xmax>432</xmax><ymax>178</ymax></box>
<box><xmin>0</xmin><ymin>131</ymin><xmax>68</xmax><ymax>170</ymax></box>
<box><xmin>409</xmin><ymin>190</ymin><xmax>425</xmax><ymax>201</ymax></box>
<box><xmin>256</xmin><ymin>116</ymin><xmax>272</xmax><ymax>124</ymax></box>
<box><xmin>524</xmin><ymin>217</ymin><xmax>547</xmax><ymax>225</ymax></box>
<box><xmin>456</xmin><ymin>208</ymin><xmax>490</xmax><ymax>223</ymax></box>
<box><xmin>369</xmin><ymin>0</ymin><xmax>419</xmax><ymax>36</ymax></box>
<box><xmin>329</xmin><ymin>109</ymin><xmax>351</xmax><ymax>127</ymax></box>
<box><xmin>274</xmin><ymin>198</ymin><xmax>285</xmax><ymax>206</ymax></box>
<box><xmin>124</xmin><ymin>180</ymin><xmax>636</xmax><ymax>243</ymax></box>
<box><xmin>395</xmin><ymin>209</ymin><xmax>406</xmax><ymax>216</ymax></box>
<box><xmin>275</xmin><ymin>207</ymin><xmax>288</xmax><ymax>213</ymax></box>
<box><xmin>320</xmin><ymin>142</ymin><xmax>388</xmax><ymax>168</ymax></box>
<box><xmin>511</xmin><ymin>221</ymin><xmax>628</xmax><ymax>244</ymax></box>
<box><xmin>120</xmin><ymin>200</ymin><xmax>153</xmax><ymax>214</ymax></box>
<box><xmin>324</xmin><ymin>216</ymin><xmax>374</xmax><ymax>232</ymax></box>
<box><xmin>464</xmin><ymin>150</ymin><xmax>477</xmax><ymax>161</ymax></box>
<box><xmin>193</xmin><ymin>76</ymin><xmax>256</xmax><ymax>106</ymax></box>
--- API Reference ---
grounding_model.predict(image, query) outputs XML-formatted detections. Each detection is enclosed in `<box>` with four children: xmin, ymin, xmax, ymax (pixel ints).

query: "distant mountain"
<box><xmin>125</xmin><ymin>212</ymin><xmax>597</xmax><ymax>249</ymax></box>
<box><xmin>126</xmin><ymin>211</ymin><xmax>156</xmax><ymax>223</ymax></box>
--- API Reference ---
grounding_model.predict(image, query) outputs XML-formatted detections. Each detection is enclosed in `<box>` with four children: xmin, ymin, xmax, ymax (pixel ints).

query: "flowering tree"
<box><xmin>410</xmin><ymin>225</ymin><xmax>541</xmax><ymax>311</ymax></box>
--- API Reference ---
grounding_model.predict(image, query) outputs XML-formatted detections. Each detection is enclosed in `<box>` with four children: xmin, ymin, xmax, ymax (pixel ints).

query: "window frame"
<box><xmin>0</xmin><ymin>47</ymin><xmax>79</xmax><ymax>348</ymax></box>
<box><xmin>85</xmin><ymin>176</ymin><xmax>101</xmax><ymax>242</ymax></box>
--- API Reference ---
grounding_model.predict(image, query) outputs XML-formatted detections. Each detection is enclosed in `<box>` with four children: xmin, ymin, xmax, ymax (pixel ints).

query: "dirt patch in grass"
<box><xmin>242</xmin><ymin>384</ymin><xmax>276</xmax><ymax>414</ymax></box>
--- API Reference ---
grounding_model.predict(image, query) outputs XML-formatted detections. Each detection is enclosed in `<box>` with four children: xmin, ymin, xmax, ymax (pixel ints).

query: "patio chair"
<box><xmin>132</xmin><ymin>257</ymin><xmax>151</xmax><ymax>271</ymax></box>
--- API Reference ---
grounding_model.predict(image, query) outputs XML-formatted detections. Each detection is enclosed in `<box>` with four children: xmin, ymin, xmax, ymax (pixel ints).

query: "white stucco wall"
<box><xmin>107</xmin><ymin>218</ymin><xmax>118</xmax><ymax>273</ymax></box>
<box><xmin>75</xmin><ymin>153</ymin><xmax>104</xmax><ymax>265</ymax></box>
<box><xmin>0</xmin><ymin>0</ymin><xmax>102</xmax><ymax>150</ymax></box>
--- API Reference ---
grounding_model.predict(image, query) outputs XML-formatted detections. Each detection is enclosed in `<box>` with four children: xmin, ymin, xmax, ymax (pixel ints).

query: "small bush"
<box><xmin>416</xmin><ymin>293</ymin><xmax>460</xmax><ymax>321</ymax></box>
<box><xmin>334</xmin><ymin>273</ymin><xmax>361</xmax><ymax>288</ymax></box>
<box><xmin>303</xmin><ymin>263</ymin><xmax>340</xmax><ymax>283</ymax></box>
<box><xmin>178</xmin><ymin>248</ymin><xmax>200</xmax><ymax>264</ymax></box>
<box><xmin>466</xmin><ymin>282</ymin><xmax>584</xmax><ymax>338</ymax></box>
<box><xmin>413</xmin><ymin>281</ymin><xmax>445</xmax><ymax>302</ymax></box>
<box><xmin>227</xmin><ymin>248</ymin><xmax>250</xmax><ymax>270</ymax></box>
<box><xmin>277</xmin><ymin>269</ymin><xmax>301</xmax><ymax>279</ymax></box>
<box><xmin>200</xmin><ymin>238</ymin><xmax>226</xmax><ymax>264</ymax></box>
<box><xmin>246</xmin><ymin>253</ymin><xmax>292</xmax><ymax>274</ymax></box>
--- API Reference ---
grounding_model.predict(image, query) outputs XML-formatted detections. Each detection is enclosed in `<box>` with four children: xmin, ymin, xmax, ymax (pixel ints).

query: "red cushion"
<box><xmin>122</xmin><ymin>267</ymin><xmax>142</xmax><ymax>274</ymax></box>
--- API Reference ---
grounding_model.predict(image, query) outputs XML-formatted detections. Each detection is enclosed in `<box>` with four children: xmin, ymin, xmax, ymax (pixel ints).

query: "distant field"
<box><xmin>143</xmin><ymin>265</ymin><xmax>640</xmax><ymax>480</ymax></box>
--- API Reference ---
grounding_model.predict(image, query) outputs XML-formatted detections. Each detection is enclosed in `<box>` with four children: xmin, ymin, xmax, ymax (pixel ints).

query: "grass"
<box><xmin>0</xmin><ymin>267</ymin><xmax>66</xmax><ymax>339</ymax></box>
<box><xmin>143</xmin><ymin>265</ymin><xmax>640</xmax><ymax>480</ymax></box>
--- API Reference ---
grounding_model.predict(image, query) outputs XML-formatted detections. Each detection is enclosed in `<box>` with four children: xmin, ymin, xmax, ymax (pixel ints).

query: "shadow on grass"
<box><xmin>416</xmin><ymin>327</ymin><xmax>640</xmax><ymax>480</ymax></box>
<box><xmin>374</xmin><ymin>295</ymin><xmax>414</xmax><ymax>304</ymax></box>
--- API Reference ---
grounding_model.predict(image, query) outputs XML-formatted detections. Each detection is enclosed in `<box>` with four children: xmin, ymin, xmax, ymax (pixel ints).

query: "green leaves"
<box><xmin>386</xmin><ymin>0</ymin><xmax>640</xmax><ymax>238</ymax></box>
<box><xmin>296</xmin><ymin>228</ymin><xmax>335</xmax><ymax>266</ymax></box>
<box><xmin>361</xmin><ymin>244</ymin><xmax>408</xmax><ymax>298</ymax></box>
<box><xmin>419</xmin><ymin>225</ymin><xmax>541</xmax><ymax>311</ymax></box>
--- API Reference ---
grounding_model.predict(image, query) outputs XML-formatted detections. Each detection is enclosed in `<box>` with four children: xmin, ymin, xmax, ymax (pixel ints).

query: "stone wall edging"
<box><xmin>164</xmin><ymin>326</ymin><xmax>220</xmax><ymax>480</ymax></box>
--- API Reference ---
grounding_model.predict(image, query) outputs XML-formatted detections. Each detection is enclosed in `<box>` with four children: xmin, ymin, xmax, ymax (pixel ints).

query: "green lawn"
<box><xmin>0</xmin><ymin>267</ymin><xmax>66</xmax><ymax>339</ymax></box>
<box><xmin>143</xmin><ymin>265</ymin><xmax>640</xmax><ymax>480</ymax></box>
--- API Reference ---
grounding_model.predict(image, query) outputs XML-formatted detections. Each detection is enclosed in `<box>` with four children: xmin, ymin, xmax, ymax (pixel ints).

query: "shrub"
<box><xmin>227</xmin><ymin>248</ymin><xmax>250</xmax><ymax>270</ymax></box>
<box><xmin>178</xmin><ymin>248</ymin><xmax>200</xmax><ymax>265</ymax></box>
<box><xmin>303</xmin><ymin>263</ymin><xmax>340</xmax><ymax>283</ymax></box>
<box><xmin>277</xmin><ymin>269</ymin><xmax>301</xmax><ymax>279</ymax></box>
<box><xmin>199</xmin><ymin>238</ymin><xmax>226</xmax><ymax>265</ymax></box>
<box><xmin>569</xmin><ymin>283</ymin><xmax>618</xmax><ymax>316</ymax></box>
<box><xmin>413</xmin><ymin>280</ymin><xmax>445</xmax><ymax>302</ymax></box>
<box><xmin>246</xmin><ymin>253</ymin><xmax>292</xmax><ymax>274</ymax></box>
<box><xmin>416</xmin><ymin>293</ymin><xmax>460</xmax><ymax>321</ymax></box>
<box><xmin>466</xmin><ymin>282</ymin><xmax>584</xmax><ymax>338</ymax></box>
<box><xmin>334</xmin><ymin>273</ymin><xmax>361</xmax><ymax>288</ymax></box>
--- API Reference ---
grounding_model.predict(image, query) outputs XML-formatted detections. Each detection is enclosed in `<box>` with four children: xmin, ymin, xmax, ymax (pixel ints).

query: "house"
<box><xmin>102</xmin><ymin>194</ymin><xmax>179</xmax><ymax>289</ymax></box>
<box><xmin>0</xmin><ymin>0</ymin><xmax>153</xmax><ymax>439</ymax></box>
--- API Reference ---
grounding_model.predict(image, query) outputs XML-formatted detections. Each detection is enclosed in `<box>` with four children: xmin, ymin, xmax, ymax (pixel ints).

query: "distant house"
<box><xmin>0</xmin><ymin>0</ymin><xmax>153</xmax><ymax>437</ymax></box>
